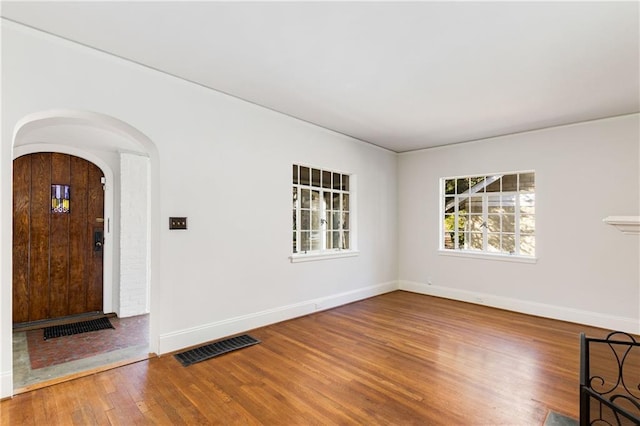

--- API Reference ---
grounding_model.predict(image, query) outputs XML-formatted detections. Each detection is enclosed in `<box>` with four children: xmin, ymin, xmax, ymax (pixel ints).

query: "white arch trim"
<box><xmin>13</xmin><ymin>109</ymin><xmax>153</xmax><ymax>155</ymax></box>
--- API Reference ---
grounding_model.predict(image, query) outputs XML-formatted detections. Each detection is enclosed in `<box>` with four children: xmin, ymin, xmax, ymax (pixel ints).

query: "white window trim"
<box><xmin>438</xmin><ymin>249</ymin><xmax>537</xmax><ymax>264</ymax></box>
<box><xmin>291</xmin><ymin>166</ymin><xmax>358</xmax><ymax>261</ymax></box>
<box><xmin>440</xmin><ymin>171</ymin><xmax>535</xmax><ymax>258</ymax></box>
<box><xmin>290</xmin><ymin>249</ymin><xmax>360</xmax><ymax>263</ymax></box>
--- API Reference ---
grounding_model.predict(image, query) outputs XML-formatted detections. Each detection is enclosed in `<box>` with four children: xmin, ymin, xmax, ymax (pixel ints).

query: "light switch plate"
<box><xmin>169</xmin><ymin>217</ymin><xmax>187</xmax><ymax>230</ymax></box>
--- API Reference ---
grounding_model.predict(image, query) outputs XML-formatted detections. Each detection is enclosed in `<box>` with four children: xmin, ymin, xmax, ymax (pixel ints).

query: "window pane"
<box><xmin>342</xmin><ymin>174</ymin><xmax>349</xmax><ymax>191</ymax></box>
<box><xmin>487</xmin><ymin>233</ymin><xmax>500</xmax><ymax>252</ymax></box>
<box><xmin>300</xmin><ymin>167</ymin><xmax>310</xmax><ymax>185</ymax></box>
<box><xmin>332</xmin><ymin>231</ymin><xmax>340</xmax><ymax>248</ymax></box>
<box><xmin>322</xmin><ymin>170</ymin><xmax>331</xmax><ymax>189</ymax></box>
<box><xmin>292</xmin><ymin>209</ymin><xmax>297</xmax><ymax>231</ymax></box>
<box><xmin>445</xmin><ymin>179</ymin><xmax>456</xmax><ymax>195</ymax></box>
<box><xmin>470</xmin><ymin>232</ymin><xmax>483</xmax><ymax>250</ymax></box>
<box><xmin>332</xmin><ymin>173</ymin><xmax>341</xmax><ymax>190</ymax></box>
<box><xmin>459</xmin><ymin>197</ymin><xmax>470</xmax><ymax>213</ymax></box>
<box><xmin>502</xmin><ymin>214</ymin><xmax>515</xmax><ymax>233</ymax></box>
<box><xmin>293</xmin><ymin>232</ymin><xmax>297</xmax><ymax>253</ymax></box>
<box><xmin>519</xmin><ymin>173</ymin><xmax>535</xmax><ymax>192</ymax></box>
<box><xmin>444</xmin><ymin>215</ymin><xmax>455</xmax><ymax>232</ymax></box>
<box><xmin>501</xmin><ymin>195</ymin><xmax>515</xmax><ymax>213</ymax></box>
<box><xmin>310</xmin><ymin>231</ymin><xmax>321</xmax><ymax>251</ymax></box>
<box><xmin>292</xmin><ymin>187</ymin><xmax>298</xmax><ymax>209</ymax></box>
<box><xmin>301</xmin><ymin>210</ymin><xmax>310</xmax><ymax>230</ymax></box>
<box><xmin>342</xmin><ymin>213</ymin><xmax>349</xmax><ymax>230</ymax></box>
<box><xmin>520</xmin><ymin>236</ymin><xmax>535</xmax><ymax>256</ymax></box>
<box><xmin>470</xmin><ymin>196</ymin><xmax>483</xmax><ymax>213</ymax></box>
<box><xmin>332</xmin><ymin>212</ymin><xmax>340</xmax><ymax>229</ymax></box>
<box><xmin>444</xmin><ymin>232</ymin><xmax>455</xmax><ymax>249</ymax></box>
<box><xmin>458</xmin><ymin>214</ymin><xmax>468</xmax><ymax>233</ymax></box>
<box><xmin>300</xmin><ymin>231</ymin><xmax>310</xmax><ymax>251</ymax></box>
<box><xmin>333</xmin><ymin>193</ymin><xmax>341</xmax><ymax>210</ymax></box>
<box><xmin>342</xmin><ymin>231</ymin><xmax>350</xmax><ymax>249</ymax></box>
<box><xmin>520</xmin><ymin>215</ymin><xmax>535</xmax><ymax>233</ymax></box>
<box><xmin>486</xmin><ymin>176</ymin><xmax>501</xmax><ymax>192</ymax></box>
<box><xmin>456</xmin><ymin>178</ymin><xmax>469</xmax><ymax>194</ymax></box>
<box><xmin>469</xmin><ymin>176</ymin><xmax>485</xmax><ymax>192</ymax></box>
<box><xmin>502</xmin><ymin>234</ymin><xmax>515</xmax><ymax>254</ymax></box>
<box><xmin>325</xmin><ymin>231</ymin><xmax>332</xmax><ymax>249</ymax></box>
<box><xmin>301</xmin><ymin>189</ymin><xmax>311</xmax><ymax>208</ymax></box>
<box><xmin>293</xmin><ymin>165</ymin><xmax>298</xmax><ymax>184</ymax></box>
<box><xmin>470</xmin><ymin>215</ymin><xmax>484</xmax><ymax>231</ymax></box>
<box><xmin>444</xmin><ymin>197</ymin><xmax>455</xmax><ymax>214</ymax></box>
<box><xmin>488</xmin><ymin>195</ymin><xmax>501</xmax><ymax>213</ymax></box>
<box><xmin>311</xmin><ymin>190</ymin><xmax>320</xmax><ymax>209</ymax></box>
<box><xmin>342</xmin><ymin>194</ymin><xmax>349</xmax><ymax>211</ymax></box>
<box><xmin>460</xmin><ymin>232</ymin><xmax>469</xmax><ymax>249</ymax></box>
<box><xmin>502</xmin><ymin>174</ymin><xmax>517</xmax><ymax>191</ymax></box>
<box><xmin>323</xmin><ymin>192</ymin><xmax>331</xmax><ymax>210</ymax></box>
<box><xmin>311</xmin><ymin>210</ymin><xmax>320</xmax><ymax>230</ymax></box>
<box><xmin>520</xmin><ymin>194</ymin><xmax>535</xmax><ymax>214</ymax></box>
<box><xmin>312</xmin><ymin>168</ymin><xmax>321</xmax><ymax>187</ymax></box>
<box><xmin>487</xmin><ymin>214</ymin><xmax>500</xmax><ymax>232</ymax></box>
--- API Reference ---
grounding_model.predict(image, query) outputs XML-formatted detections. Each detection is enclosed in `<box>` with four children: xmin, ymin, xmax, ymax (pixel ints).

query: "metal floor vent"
<box><xmin>175</xmin><ymin>334</ymin><xmax>260</xmax><ymax>367</ymax></box>
<box><xmin>43</xmin><ymin>317</ymin><xmax>115</xmax><ymax>340</ymax></box>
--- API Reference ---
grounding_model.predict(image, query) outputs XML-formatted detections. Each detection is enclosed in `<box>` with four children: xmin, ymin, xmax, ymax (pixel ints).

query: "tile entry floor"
<box><xmin>13</xmin><ymin>314</ymin><xmax>149</xmax><ymax>390</ymax></box>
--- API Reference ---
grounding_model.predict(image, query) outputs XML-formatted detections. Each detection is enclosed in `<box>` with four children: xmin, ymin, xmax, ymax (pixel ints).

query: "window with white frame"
<box><xmin>292</xmin><ymin>165</ymin><xmax>350</xmax><ymax>254</ymax></box>
<box><xmin>441</xmin><ymin>172</ymin><xmax>535</xmax><ymax>257</ymax></box>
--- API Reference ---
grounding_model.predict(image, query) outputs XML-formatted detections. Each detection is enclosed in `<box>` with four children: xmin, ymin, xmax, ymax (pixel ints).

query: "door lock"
<box><xmin>94</xmin><ymin>229</ymin><xmax>104</xmax><ymax>252</ymax></box>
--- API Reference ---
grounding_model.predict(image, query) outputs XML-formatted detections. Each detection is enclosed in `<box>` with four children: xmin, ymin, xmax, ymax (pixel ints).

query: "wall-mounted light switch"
<box><xmin>169</xmin><ymin>217</ymin><xmax>187</xmax><ymax>230</ymax></box>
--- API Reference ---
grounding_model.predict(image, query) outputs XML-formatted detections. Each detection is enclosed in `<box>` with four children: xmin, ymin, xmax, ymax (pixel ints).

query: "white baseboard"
<box><xmin>0</xmin><ymin>370</ymin><xmax>12</xmax><ymax>399</ymax></box>
<box><xmin>399</xmin><ymin>280</ymin><xmax>640</xmax><ymax>335</ymax></box>
<box><xmin>158</xmin><ymin>281</ymin><xmax>398</xmax><ymax>354</ymax></box>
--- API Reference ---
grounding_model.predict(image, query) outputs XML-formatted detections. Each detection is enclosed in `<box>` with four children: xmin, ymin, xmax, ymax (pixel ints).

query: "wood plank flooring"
<box><xmin>0</xmin><ymin>291</ymin><xmax>621</xmax><ymax>425</ymax></box>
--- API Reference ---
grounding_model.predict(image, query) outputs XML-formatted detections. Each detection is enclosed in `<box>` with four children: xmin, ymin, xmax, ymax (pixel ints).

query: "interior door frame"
<box><xmin>13</xmin><ymin>144</ymin><xmax>114</xmax><ymax>314</ymax></box>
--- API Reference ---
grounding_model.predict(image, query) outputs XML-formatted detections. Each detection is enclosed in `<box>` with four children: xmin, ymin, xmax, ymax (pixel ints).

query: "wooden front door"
<box><xmin>13</xmin><ymin>153</ymin><xmax>105</xmax><ymax>324</ymax></box>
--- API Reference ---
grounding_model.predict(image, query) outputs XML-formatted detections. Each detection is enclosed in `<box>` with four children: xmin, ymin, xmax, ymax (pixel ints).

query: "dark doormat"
<box><xmin>43</xmin><ymin>317</ymin><xmax>115</xmax><ymax>340</ymax></box>
<box><xmin>544</xmin><ymin>411</ymin><xmax>578</xmax><ymax>426</ymax></box>
<box><xmin>175</xmin><ymin>334</ymin><xmax>260</xmax><ymax>367</ymax></box>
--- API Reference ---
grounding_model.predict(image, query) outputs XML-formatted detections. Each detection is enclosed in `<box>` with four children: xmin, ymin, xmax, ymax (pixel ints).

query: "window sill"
<box><xmin>438</xmin><ymin>249</ymin><xmax>537</xmax><ymax>264</ymax></box>
<box><xmin>290</xmin><ymin>250</ymin><xmax>360</xmax><ymax>263</ymax></box>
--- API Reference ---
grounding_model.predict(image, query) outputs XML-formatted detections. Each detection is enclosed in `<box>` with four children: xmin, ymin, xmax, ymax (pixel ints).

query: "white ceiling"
<box><xmin>2</xmin><ymin>1</ymin><xmax>638</xmax><ymax>152</ymax></box>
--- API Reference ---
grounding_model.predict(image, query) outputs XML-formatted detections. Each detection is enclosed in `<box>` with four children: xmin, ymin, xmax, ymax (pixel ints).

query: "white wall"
<box><xmin>398</xmin><ymin>114</ymin><xmax>640</xmax><ymax>332</ymax></box>
<box><xmin>0</xmin><ymin>21</ymin><xmax>398</xmax><ymax>397</ymax></box>
<box><xmin>119</xmin><ymin>152</ymin><xmax>150</xmax><ymax>317</ymax></box>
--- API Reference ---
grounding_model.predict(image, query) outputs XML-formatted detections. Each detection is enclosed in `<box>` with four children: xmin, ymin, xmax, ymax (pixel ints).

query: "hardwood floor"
<box><xmin>0</xmin><ymin>291</ymin><xmax>620</xmax><ymax>425</ymax></box>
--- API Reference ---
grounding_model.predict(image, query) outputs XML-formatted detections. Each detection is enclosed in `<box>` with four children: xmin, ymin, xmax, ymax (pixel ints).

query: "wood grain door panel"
<box><xmin>12</xmin><ymin>153</ymin><xmax>105</xmax><ymax>324</ymax></box>
<box><xmin>29</xmin><ymin>153</ymin><xmax>52</xmax><ymax>321</ymax></box>
<box><xmin>49</xmin><ymin>153</ymin><xmax>71</xmax><ymax>318</ymax></box>
<box><xmin>86</xmin><ymin>163</ymin><xmax>104</xmax><ymax>313</ymax></box>
<box><xmin>68</xmin><ymin>156</ymin><xmax>89</xmax><ymax>316</ymax></box>
<box><xmin>12</xmin><ymin>156</ymin><xmax>30</xmax><ymax>324</ymax></box>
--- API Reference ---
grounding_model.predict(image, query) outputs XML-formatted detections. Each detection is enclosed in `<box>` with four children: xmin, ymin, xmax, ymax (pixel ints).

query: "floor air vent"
<box><xmin>174</xmin><ymin>334</ymin><xmax>260</xmax><ymax>367</ymax></box>
<box><xmin>43</xmin><ymin>317</ymin><xmax>115</xmax><ymax>340</ymax></box>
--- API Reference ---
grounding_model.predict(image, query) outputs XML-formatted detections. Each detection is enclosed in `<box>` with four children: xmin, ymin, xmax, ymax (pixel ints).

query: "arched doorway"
<box><xmin>8</xmin><ymin>110</ymin><xmax>159</xmax><ymax>393</ymax></box>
